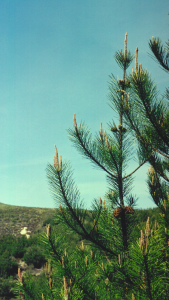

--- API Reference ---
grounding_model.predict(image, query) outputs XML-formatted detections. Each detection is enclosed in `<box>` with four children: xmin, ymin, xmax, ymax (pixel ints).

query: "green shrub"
<box><xmin>23</xmin><ymin>245</ymin><xmax>46</xmax><ymax>268</ymax></box>
<box><xmin>0</xmin><ymin>235</ymin><xmax>16</xmax><ymax>257</ymax></box>
<box><xmin>0</xmin><ymin>277</ymin><xmax>16</xmax><ymax>298</ymax></box>
<box><xmin>42</xmin><ymin>216</ymin><xmax>58</xmax><ymax>227</ymax></box>
<box><xmin>12</xmin><ymin>235</ymin><xmax>29</xmax><ymax>258</ymax></box>
<box><xmin>0</xmin><ymin>231</ymin><xmax>43</xmax><ymax>260</ymax></box>
<box><xmin>27</xmin><ymin>234</ymin><xmax>40</xmax><ymax>247</ymax></box>
<box><xmin>13</xmin><ymin>272</ymin><xmax>53</xmax><ymax>300</ymax></box>
<box><xmin>15</xmin><ymin>272</ymin><xmax>39</xmax><ymax>300</ymax></box>
<box><xmin>0</xmin><ymin>250</ymin><xmax>18</xmax><ymax>279</ymax></box>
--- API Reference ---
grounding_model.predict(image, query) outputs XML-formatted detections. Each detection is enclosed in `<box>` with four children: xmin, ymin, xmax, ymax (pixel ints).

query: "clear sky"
<box><xmin>0</xmin><ymin>0</ymin><xmax>168</xmax><ymax>210</ymax></box>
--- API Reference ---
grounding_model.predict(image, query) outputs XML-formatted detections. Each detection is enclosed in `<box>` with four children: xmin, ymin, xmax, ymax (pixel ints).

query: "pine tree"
<box><xmin>13</xmin><ymin>34</ymin><xmax>169</xmax><ymax>299</ymax></box>
<box><xmin>122</xmin><ymin>34</ymin><xmax>169</xmax><ymax>298</ymax></box>
<box><xmin>123</xmin><ymin>35</ymin><xmax>169</xmax><ymax>219</ymax></box>
<box><xmin>123</xmin><ymin>34</ymin><xmax>169</xmax><ymax>234</ymax></box>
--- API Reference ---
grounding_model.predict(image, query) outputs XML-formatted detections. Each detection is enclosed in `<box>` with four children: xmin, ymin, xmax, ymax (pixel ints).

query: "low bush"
<box><xmin>12</xmin><ymin>235</ymin><xmax>29</xmax><ymax>258</ymax></box>
<box><xmin>0</xmin><ymin>251</ymin><xmax>18</xmax><ymax>279</ymax></box>
<box><xmin>23</xmin><ymin>245</ymin><xmax>46</xmax><ymax>268</ymax></box>
<box><xmin>0</xmin><ymin>277</ymin><xmax>16</xmax><ymax>299</ymax></box>
<box><xmin>42</xmin><ymin>216</ymin><xmax>58</xmax><ymax>227</ymax></box>
<box><xmin>0</xmin><ymin>235</ymin><xmax>16</xmax><ymax>257</ymax></box>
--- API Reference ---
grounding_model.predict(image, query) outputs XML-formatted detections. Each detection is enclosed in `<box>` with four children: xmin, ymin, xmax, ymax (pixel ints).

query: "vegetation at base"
<box><xmin>0</xmin><ymin>204</ymin><xmax>161</xmax><ymax>299</ymax></box>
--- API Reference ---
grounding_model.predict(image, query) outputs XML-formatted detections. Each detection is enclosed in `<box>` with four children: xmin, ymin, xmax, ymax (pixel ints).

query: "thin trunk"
<box><xmin>119</xmin><ymin>45</ymin><xmax>128</xmax><ymax>250</ymax></box>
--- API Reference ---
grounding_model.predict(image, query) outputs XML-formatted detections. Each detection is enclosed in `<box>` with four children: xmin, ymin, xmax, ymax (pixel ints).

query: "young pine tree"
<box><xmin>14</xmin><ymin>34</ymin><xmax>169</xmax><ymax>300</ymax></box>
<box><xmin>123</xmin><ymin>34</ymin><xmax>169</xmax><ymax>298</ymax></box>
<box><xmin>123</xmin><ymin>35</ymin><xmax>169</xmax><ymax>222</ymax></box>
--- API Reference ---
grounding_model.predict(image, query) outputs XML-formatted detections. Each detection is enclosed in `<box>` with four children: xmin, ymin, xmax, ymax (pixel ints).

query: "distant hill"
<box><xmin>0</xmin><ymin>201</ymin><xmax>161</xmax><ymax>239</ymax></box>
<box><xmin>0</xmin><ymin>202</ymin><xmax>57</xmax><ymax>238</ymax></box>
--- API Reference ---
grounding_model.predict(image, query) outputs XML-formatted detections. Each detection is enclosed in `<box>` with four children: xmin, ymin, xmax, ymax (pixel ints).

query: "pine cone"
<box><xmin>124</xmin><ymin>206</ymin><xmax>135</xmax><ymax>215</ymax></box>
<box><xmin>119</xmin><ymin>79</ymin><xmax>125</xmax><ymax>86</ymax></box>
<box><xmin>113</xmin><ymin>207</ymin><xmax>123</xmax><ymax>218</ymax></box>
<box><xmin>111</xmin><ymin>126</ymin><xmax>118</xmax><ymax>132</ymax></box>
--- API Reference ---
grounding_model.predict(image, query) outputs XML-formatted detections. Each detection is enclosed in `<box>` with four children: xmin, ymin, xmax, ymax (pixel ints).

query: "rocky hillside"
<box><xmin>0</xmin><ymin>202</ymin><xmax>57</xmax><ymax>239</ymax></box>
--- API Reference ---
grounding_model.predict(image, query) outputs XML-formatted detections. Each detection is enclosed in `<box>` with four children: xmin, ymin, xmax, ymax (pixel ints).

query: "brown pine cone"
<box><xmin>111</xmin><ymin>126</ymin><xmax>118</xmax><ymax>132</ymax></box>
<box><xmin>124</xmin><ymin>206</ymin><xmax>135</xmax><ymax>215</ymax></box>
<box><xmin>113</xmin><ymin>207</ymin><xmax>123</xmax><ymax>218</ymax></box>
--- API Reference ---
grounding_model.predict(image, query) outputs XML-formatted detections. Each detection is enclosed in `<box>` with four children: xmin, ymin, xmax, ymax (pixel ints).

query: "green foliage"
<box><xmin>23</xmin><ymin>245</ymin><xmax>46</xmax><ymax>268</ymax></box>
<box><xmin>0</xmin><ymin>233</ymin><xmax>40</xmax><ymax>266</ymax></box>
<box><xmin>0</xmin><ymin>250</ymin><xmax>18</xmax><ymax>279</ymax></box>
<box><xmin>0</xmin><ymin>234</ymin><xmax>17</xmax><ymax>257</ymax></box>
<box><xmin>26</xmin><ymin>234</ymin><xmax>42</xmax><ymax>248</ymax></box>
<box><xmin>0</xmin><ymin>277</ymin><xmax>16</xmax><ymax>299</ymax></box>
<box><xmin>149</xmin><ymin>37</ymin><xmax>169</xmax><ymax>72</ymax></box>
<box><xmin>13</xmin><ymin>272</ymin><xmax>55</xmax><ymax>300</ymax></box>
<box><xmin>43</xmin><ymin>216</ymin><xmax>58</xmax><ymax>227</ymax></box>
<box><xmin>135</xmin><ymin>207</ymin><xmax>160</xmax><ymax>222</ymax></box>
<box><xmin>12</xmin><ymin>235</ymin><xmax>29</xmax><ymax>258</ymax></box>
<box><xmin>14</xmin><ymin>272</ymin><xmax>42</xmax><ymax>300</ymax></box>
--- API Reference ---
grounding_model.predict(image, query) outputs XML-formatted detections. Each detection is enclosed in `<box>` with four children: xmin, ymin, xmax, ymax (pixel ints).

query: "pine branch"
<box><xmin>143</xmin><ymin>254</ymin><xmax>153</xmax><ymax>300</ymax></box>
<box><xmin>131</xmin><ymin>73</ymin><xmax>169</xmax><ymax>148</ymax></box>
<box><xmin>149</xmin><ymin>156</ymin><xmax>166</xmax><ymax>202</ymax></box>
<box><xmin>105</xmin><ymin>135</ymin><xmax>119</xmax><ymax>175</ymax></box>
<box><xmin>124</xmin><ymin>107</ymin><xmax>169</xmax><ymax>159</ymax></box>
<box><xmin>47</xmin><ymin>160</ymin><xmax>118</xmax><ymax>258</ymax></box>
<box><xmin>68</xmin><ymin>117</ymin><xmax>116</xmax><ymax>177</ymax></box>
<box><xmin>123</xmin><ymin>151</ymin><xmax>155</xmax><ymax>180</ymax></box>
<box><xmin>149</xmin><ymin>37</ymin><xmax>169</xmax><ymax>72</ymax></box>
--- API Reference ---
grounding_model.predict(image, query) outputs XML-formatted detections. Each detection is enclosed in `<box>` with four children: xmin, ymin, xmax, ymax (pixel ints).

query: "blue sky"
<box><xmin>0</xmin><ymin>0</ymin><xmax>168</xmax><ymax>210</ymax></box>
